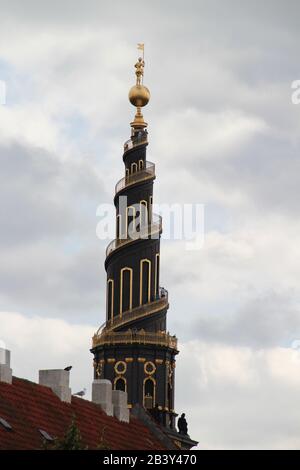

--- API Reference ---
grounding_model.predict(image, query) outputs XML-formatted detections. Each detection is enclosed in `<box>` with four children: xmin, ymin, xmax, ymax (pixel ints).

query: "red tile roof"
<box><xmin>0</xmin><ymin>377</ymin><xmax>166</xmax><ymax>450</ymax></box>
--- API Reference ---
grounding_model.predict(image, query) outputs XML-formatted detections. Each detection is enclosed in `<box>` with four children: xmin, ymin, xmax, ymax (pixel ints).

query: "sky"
<box><xmin>0</xmin><ymin>0</ymin><xmax>300</xmax><ymax>449</ymax></box>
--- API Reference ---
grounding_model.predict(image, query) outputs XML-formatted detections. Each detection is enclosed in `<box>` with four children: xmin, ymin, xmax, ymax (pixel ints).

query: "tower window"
<box><xmin>140</xmin><ymin>200</ymin><xmax>148</xmax><ymax>229</ymax></box>
<box><xmin>140</xmin><ymin>259</ymin><xmax>151</xmax><ymax>305</ymax></box>
<box><xmin>115</xmin><ymin>377</ymin><xmax>126</xmax><ymax>392</ymax></box>
<box><xmin>126</xmin><ymin>206</ymin><xmax>136</xmax><ymax>238</ymax></box>
<box><xmin>144</xmin><ymin>377</ymin><xmax>155</xmax><ymax>409</ymax></box>
<box><xmin>139</xmin><ymin>159</ymin><xmax>144</xmax><ymax>170</ymax></box>
<box><xmin>120</xmin><ymin>267</ymin><xmax>133</xmax><ymax>314</ymax></box>
<box><xmin>131</xmin><ymin>162</ymin><xmax>138</xmax><ymax>173</ymax></box>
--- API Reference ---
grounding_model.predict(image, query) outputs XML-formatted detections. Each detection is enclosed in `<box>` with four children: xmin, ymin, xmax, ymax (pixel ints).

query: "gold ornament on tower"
<box><xmin>129</xmin><ymin>44</ymin><xmax>150</xmax><ymax>129</ymax></box>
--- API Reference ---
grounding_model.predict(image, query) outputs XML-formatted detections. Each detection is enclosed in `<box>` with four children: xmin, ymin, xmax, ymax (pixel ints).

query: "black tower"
<box><xmin>91</xmin><ymin>54</ymin><xmax>178</xmax><ymax>430</ymax></box>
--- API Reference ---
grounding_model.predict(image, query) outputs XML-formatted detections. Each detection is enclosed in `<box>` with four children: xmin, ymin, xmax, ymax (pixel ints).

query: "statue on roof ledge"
<box><xmin>178</xmin><ymin>413</ymin><xmax>188</xmax><ymax>436</ymax></box>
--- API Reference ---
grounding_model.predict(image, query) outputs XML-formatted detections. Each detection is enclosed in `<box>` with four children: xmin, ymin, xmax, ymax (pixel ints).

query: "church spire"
<box><xmin>92</xmin><ymin>47</ymin><xmax>179</xmax><ymax>433</ymax></box>
<box><xmin>128</xmin><ymin>44</ymin><xmax>150</xmax><ymax>130</ymax></box>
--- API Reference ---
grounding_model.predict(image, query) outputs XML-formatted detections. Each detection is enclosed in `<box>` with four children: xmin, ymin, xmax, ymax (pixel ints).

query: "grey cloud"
<box><xmin>0</xmin><ymin>143</ymin><xmax>73</xmax><ymax>245</ymax></box>
<box><xmin>0</xmin><ymin>141</ymin><xmax>108</xmax><ymax>321</ymax></box>
<box><xmin>191</xmin><ymin>291</ymin><xmax>300</xmax><ymax>348</ymax></box>
<box><xmin>0</xmin><ymin>142</ymin><xmax>108</xmax><ymax>244</ymax></box>
<box><xmin>192</xmin><ymin>134</ymin><xmax>300</xmax><ymax>216</ymax></box>
<box><xmin>177</xmin><ymin>359</ymin><xmax>300</xmax><ymax>449</ymax></box>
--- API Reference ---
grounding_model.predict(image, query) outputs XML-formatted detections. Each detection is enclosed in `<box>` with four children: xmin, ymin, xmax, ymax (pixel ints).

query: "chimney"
<box><xmin>112</xmin><ymin>390</ymin><xmax>130</xmax><ymax>423</ymax></box>
<box><xmin>39</xmin><ymin>369</ymin><xmax>71</xmax><ymax>403</ymax></box>
<box><xmin>0</xmin><ymin>348</ymin><xmax>12</xmax><ymax>384</ymax></box>
<box><xmin>92</xmin><ymin>379</ymin><xmax>113</xmax><ymax>416</ymax></box>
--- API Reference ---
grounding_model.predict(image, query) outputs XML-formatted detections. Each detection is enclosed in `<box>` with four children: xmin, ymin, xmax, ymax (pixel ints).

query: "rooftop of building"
<box><xmin>0</xmin><ymin>376</ymin><xmax>166</xmax><ymax>451</ymax></box>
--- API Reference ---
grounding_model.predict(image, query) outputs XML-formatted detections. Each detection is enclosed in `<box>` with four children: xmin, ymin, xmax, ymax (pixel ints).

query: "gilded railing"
<box><xmin>106</xmin><ymin>213</ymin><xmax>162</xmax><ymax>258</ymax></box>
<box><xmin>92</xmin><ymin>330</ymin><xmax>177</xmax><ymax>350</ymax></box>
<box><xmin>123</xmin><ymin>133</ymin><xmax>148</xmax><ymax>153</ymax></box>
<box><xmin>94</xmin><ymin>288</ymin><xmax>168</xmax><ymax>336</ymax></box>
<box><xmin>104</xmin><ymin>288</ymin><xmax>168</xmax><ymax>332</ymax></box>
<box><xmin>115</xmin><ymin>161</ymin><xmax>155</xmax><ymax>194</ymax></box>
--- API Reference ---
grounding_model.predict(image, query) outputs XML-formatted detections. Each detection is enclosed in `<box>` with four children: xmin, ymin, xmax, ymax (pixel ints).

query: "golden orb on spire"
<box><xmin>129</xmin><ymin>83</ymin><xmax>150</xmax><ymax>108</ymax></box>
<box><xmin>129</xmin><ymin>50</ymin><xmax>150</xmax><ymax>129</ymax></box>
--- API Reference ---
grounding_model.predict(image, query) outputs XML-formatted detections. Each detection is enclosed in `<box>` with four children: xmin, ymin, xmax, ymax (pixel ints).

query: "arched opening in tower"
<box><xmin>115</xmin><ymin>377</ymin><xmax>126</xmax><ymax>392</ymax></box>
<box><xmin>144</xmin><ymin>377</ymin><xmax>155</xmax><ymax>409</ymax></box>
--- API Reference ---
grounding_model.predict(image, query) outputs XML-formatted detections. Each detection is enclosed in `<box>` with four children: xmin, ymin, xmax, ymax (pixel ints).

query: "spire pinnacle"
<box><xmin>128</xmin><ymin>44</ymin><xmax>150</xmax><ymax>130</ymax></box>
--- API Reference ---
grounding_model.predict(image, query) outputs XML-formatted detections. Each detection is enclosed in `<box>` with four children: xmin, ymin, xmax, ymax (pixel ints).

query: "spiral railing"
<box><xmin>106</xmin><ymin>213</ymin><xmax>162</xmax><ymax>258</ymax></box>
<box><xmin>115</xmin><ymin>161</ymin><xmax>155</xmax><ymax>194</ymax></box>
<box><xmin>123</xmin><ymin>132</ymin><xmax>148</xmax><ymax>153</ymax></box>
<box><xmin>104</xmin><ymin>287</ymin><xmax>168</xmax><ymax>332</ymax></box>
<box><xmin>92</xmin><ymin>330</ymin><xmax>177</xmax><ymax>350</ymax></box>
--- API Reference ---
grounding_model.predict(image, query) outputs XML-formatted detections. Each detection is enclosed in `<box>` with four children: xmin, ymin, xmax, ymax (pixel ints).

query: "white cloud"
<box><xmin>0</xmin><ymin>141</ymin><xmax>107</xmax><ymax>320</ymax></box>
<box><xmin>153</xmin><ymin>108</ymin><xmax>268</xmax><ymax>162</ymax></box>
<box><xmin>0</xmin><ymin>311</ymin><xmax>95</xmax><ymax>395</ymax></box>
<box><xmin>0</xmin><ymin>106</ymin><xmax>60</xmax><ymax>152</ymax></box>
<box><xmin>176</xmin><ymin>340</ymin><xmax>300</xmax><ymax>449</ymax></box>
<box><xmin>164</xmin><ymin>214</ymin><xmax>300</xmax><ymax>303</ymax></box>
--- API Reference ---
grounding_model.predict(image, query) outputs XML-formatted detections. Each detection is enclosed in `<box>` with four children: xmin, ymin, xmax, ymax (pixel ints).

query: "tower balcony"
<box><xmin>92</xmin><ymin>329</ymin><xmax>177</xmax><ymax>350</ymax></box>
<box><xmin>106</xmin><ymin>213</ymin><xmax>162</xmax><ymax>258</ymax></box>
<box><xmin>123</xmin><ymin>132</ymin><xmax>148</xmax><ymax>154</ymax></box>
<box><xmin>115</xmin><ymin>160</ymin><xmax>155</xmax><ymax>194</ymax></box>
<box><xmin>105</xmin><ymin>287</ymin><xmax>168</xmax><ymax>332</ymax></box>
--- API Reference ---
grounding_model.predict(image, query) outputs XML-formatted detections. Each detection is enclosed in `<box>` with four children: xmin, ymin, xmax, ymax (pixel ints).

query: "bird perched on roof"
<box><xmin>64</xmin><ymin>366</ymin><xmax>72</xmax><ymax>371</ymax></box>
<box><xmin>73</xmin><ymin>388</ymin><xmax>86</xmax><ymax>397</ymax></box>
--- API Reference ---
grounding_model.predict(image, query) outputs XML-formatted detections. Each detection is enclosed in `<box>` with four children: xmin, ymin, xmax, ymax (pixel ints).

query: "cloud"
<box><xmin>161</xmin><ymin>216</ymin><xmax>300</xmax><ymax>349</ymax></box>
<box><xmin>193</xmin><ymin>292</ymin><xmax>300</xmax><ymax>348</ymax></box>
<box><xmin>153</xmin><ymin>108</ymin><xmax>268</xmax><ymax>163</ymax></box>
<box><xmin>0</xmin><ymin>141</ymin><xmax>108</xmax><ymax>320</ymax></box>
<box><xmin>0</xmin><ymin>311</ymin><xmax>95</xmax><ymax>395</ymax></box>
<box><xmin>176</xmin><ymin>340</ymin><xmax>300</xmax><ymax>449</ymax></box>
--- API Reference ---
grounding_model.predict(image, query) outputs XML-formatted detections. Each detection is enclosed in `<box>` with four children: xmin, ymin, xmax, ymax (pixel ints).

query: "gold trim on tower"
<box><xmin>114</xmin><ymin>361</ymin><xmax>127</xmax><ymax>374</ymax></box>
<box><xmin>92</xmin><ymin>330</ymin><xmax>177</xmax><ymax>350</ymax></box>
<box><xmin>140</xmin><ymin>258</ymin><xmax>151</xmax><ymax>305</ymax></box>
<box><xmin>155</xmin><ymin>253</ymin><xmax>160</xmax><ymax>298</ymax></box>
<box><xmin>120</xmin><ymin>267</ymin><xmax>133</xmax><ymax>316</ymax></box>
<box><xmin>107</xmin><ymin>279</ymin><xmax>114</xmax><ymax>322</ymax></box>
<box><xmin>144</xmin><ymin>361</ymin><xmax>156</xmax><ymax>375</ymax></box>
<box><xmin>155</xmin><ymin>359</ymin><xmax>163</xmax><ymax>365</ymax></box>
